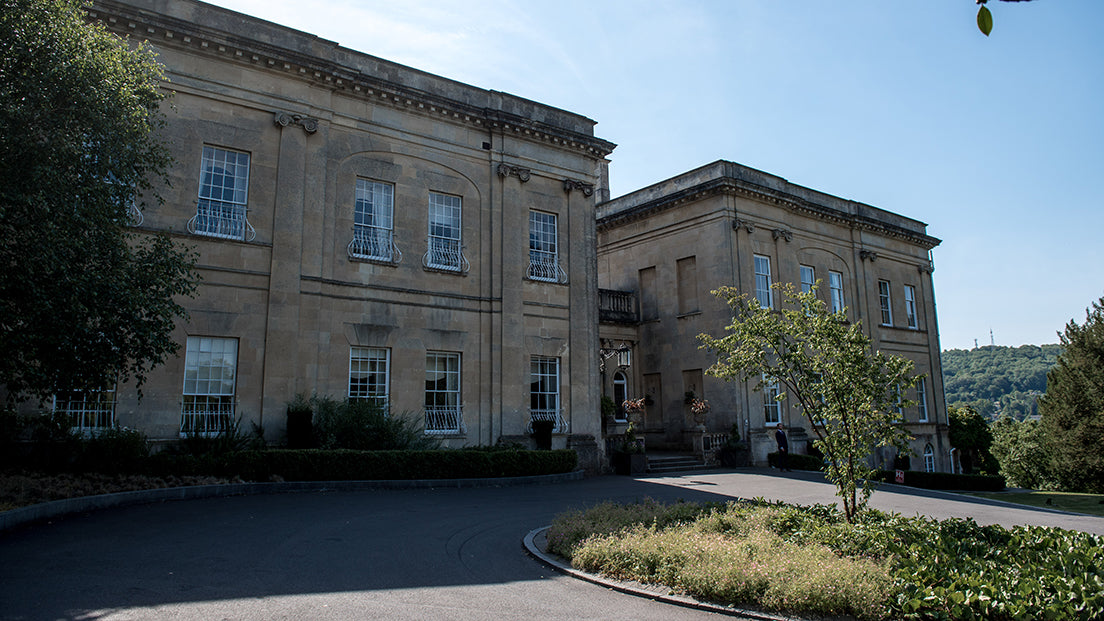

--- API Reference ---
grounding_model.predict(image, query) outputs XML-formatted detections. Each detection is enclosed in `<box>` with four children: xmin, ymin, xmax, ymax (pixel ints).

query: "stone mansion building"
<box><xmin>26</xmin><ymin>0</ymin><xmax>949</xmax><ymax>472</ymax></box>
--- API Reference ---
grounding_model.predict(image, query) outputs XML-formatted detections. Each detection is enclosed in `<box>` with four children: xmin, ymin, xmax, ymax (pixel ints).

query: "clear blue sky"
<box><xmin>209</xmin><ymin>0</ymin><xmax>1104</xmax><ymax>351</ymax></box>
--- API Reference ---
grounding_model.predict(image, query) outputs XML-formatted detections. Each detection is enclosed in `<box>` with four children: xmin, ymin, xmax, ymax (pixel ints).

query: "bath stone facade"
<box><xmin>82</xmin><ymin>0</ymin><xmax>615</xmax><ymax>472</ymax></box>
<box><xmin>597</xmin><ymin>161</ymin><xmax>950</xmax><ymax>472</ymax></box>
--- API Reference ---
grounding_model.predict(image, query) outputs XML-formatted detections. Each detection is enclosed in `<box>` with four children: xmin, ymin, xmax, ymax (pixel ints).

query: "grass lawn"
<box><xmin>968</xmin><ymin>490</ymin><xmax>1104</xmax><ymax>517</ymax></box>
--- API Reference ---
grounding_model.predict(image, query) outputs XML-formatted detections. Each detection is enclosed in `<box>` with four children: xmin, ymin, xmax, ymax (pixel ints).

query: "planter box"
<box><xmin>611</xmin><ymin>451</ymin><xmax>647</xmax><ymax>475</ymax></box>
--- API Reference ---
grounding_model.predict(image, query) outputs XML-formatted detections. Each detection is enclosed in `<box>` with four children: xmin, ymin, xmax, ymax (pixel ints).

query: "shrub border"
<box><xmin>0</xmin><ymin>470</ymin><xmax>584</xmax><ymax>534</ymax></box>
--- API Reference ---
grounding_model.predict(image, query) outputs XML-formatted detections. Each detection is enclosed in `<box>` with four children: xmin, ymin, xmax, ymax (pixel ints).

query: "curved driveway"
<box><xmin>2</xmin><ymin>469</ymin><xmax>1101</xmax><ymax>620</ymax></box>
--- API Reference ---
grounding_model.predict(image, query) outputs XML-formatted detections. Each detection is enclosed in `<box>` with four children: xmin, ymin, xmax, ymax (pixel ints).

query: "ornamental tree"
<box><xmin>699</xmin><ymin>283</ymin><xmax>916</xmax><ymax>522</ymax></box>
<box><xmin>0</xmin><ymin>0</ymin><xmax>197</xmax><ymax>402</ymax></box>
<box><xmin>1038</xmin><ymin>295</ymin><xmax>1104</xmax><ymax>493</ymax></box>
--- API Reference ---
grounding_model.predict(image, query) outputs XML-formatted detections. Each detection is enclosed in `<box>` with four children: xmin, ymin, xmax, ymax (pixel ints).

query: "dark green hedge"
<box><xmin>145</xmin><ymin>448</ymin><xmax>578</xmax><ymax>481</ymax></box>
<box><xmin>767</xmin><ymin>451</ymin><xmax>824</xmax><ymax>471</ymax></box>
<box><xmin>764</xmin><ymin>452</ymin><xmax>1006</xmax><ymax>491</ymax></box>
<box><xmin>876</xmin><ymin>469</ymin><xmax>1006</xmax><ymax>491</ymax></box>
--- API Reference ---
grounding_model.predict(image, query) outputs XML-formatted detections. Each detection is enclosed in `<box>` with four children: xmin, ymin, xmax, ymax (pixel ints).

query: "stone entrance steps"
<box><xmin>646</xmin><ymin>453</ymin><xmax>715</xmax><ymax>474</ymax></box>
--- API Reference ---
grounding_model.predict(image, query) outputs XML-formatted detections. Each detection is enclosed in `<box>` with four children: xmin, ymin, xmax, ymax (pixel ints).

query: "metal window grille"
<box><xmin>829</xmin><ymin>271</ymin><xmax>845</xmax><ymax>313</ymax></box>
<box><xmin>424</xmin><ymin>404</ymin><xmax>464</xmax><ymax>435</ymax></box>
<box><xmin>349</xmin><ymin>180</ymin><xmax>398</xmax><ymax>262</ymax></box>
<box><xmin>181</xmin><ymin>337</ymin><xmax>237</xmax><ymax>435</ymax></box>
<box><xmin>879</xmin><ymin>280</ymin><xmax>893</xmax><ymax>325</ymax></box>
<box><xmin>55</xmin><ymin>388</ymin><xmax>116</xmax><ymax>430</ymax></box>
<box><xmin>527</xmin><ymin>211</ymin><xmax>565</xmax><ymax>282</ymax></box>
<box><xmin>349</xmin><ymin>347</ymin><xmax>389</xmax><ymax>405</ymax></box>
<box><xmin>424</xmin><ymin>193</ymin><xmax>467</xmax><ymax>271</ymax></box>
<box><xmin>425</xmin><ymin>352</ymin><xmax>461</xmax><ymax>433</ymax></box>
<box><xmin>754</xmin><ymin>255</ymin><xmax>772</xmax><ymax>309</ymax></box>
<box><xmin>190</xmin><ymin>146</ymin><xmax>254</xmax><ymax>241</ymax></box>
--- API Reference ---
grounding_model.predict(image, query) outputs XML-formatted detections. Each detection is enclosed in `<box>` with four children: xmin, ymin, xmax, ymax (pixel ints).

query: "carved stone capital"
<box><xmin>771</xmin><ymin>228</ymin><xmax>793</xmax><ymax>243</ymax></box>
<box><xmin>562</xmin><ymin>178</ymin><xmax>594</xmax><ymax>197</ymax></box>
<box><xmin>732</xmin><ymin>218</ymin><xmax>755</xmax><ymax>234</ymax></box>
<box><xmin>274</xmin><ymin>111</ymin><xmax>318</xmax><ymax>134</ymax></box>
<box><xmin>917</xmin><ymin>262</ymin><xmax>935</xmax><ymax>274</ymax></box>
<box><xmin>860</xmin><ymin>250</ymin><xmax>878</xmax><ymax>262</ymax></box>
<box><xmin>496</xmin><ymin>163</ymin><xmax>531</xmax><ymax>182</ymax></box>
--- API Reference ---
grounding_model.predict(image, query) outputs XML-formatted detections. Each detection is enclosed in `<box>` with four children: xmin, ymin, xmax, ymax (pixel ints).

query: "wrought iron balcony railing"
<box><xmin>188</xmin><ymin>199</ymin><xmax>256</xmax><ymax>241</ymax></box>
<box><xmin>424</xmin><ymin>405</ymin><xmax>464</xmax><ymax>435</ymax></box>
<box><xmin>423</xmin><ymin>236</ymin><xmax>469</xmax><ymax>273</ymax></box>
<box><xmin>348</xmin><ymin>225</ymin><xmax>401</xmax><ymax>263</ymax></box>
<box><xmin>529</xmin><ymin>408</ymin><xmax>567</xmax><ymax>434</ymax></box>
<box><xmin>527</xmin><ymin>251</ymin><xmax>567</xmax><ymax>283</ymax></box>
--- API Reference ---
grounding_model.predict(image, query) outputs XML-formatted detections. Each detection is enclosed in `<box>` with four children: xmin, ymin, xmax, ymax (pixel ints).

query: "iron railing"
<box><xmin>348</xmin><ymin>225</ymin><xmax>401</xmax><ymax>263</ymax></box>
<box><xmin>423</xmin><ymin>236</ymin><xmax>469</xmax><ymax>273</ymax></box>
<box><xmin>424</xmin><ymin>405</ymin><xmax>464</xmax><ymax>435</ymax></box>
<box><xmin>528</xmin><ymin>408</ymin><xmax>567</xmax><ymax>434</ymax></box>
<box><xmin>188</xmin><ymin>199</ymin><xmax>256</xmax><ymax>241</ymax></box>
<box><xmin>527</xmin><ymin>251</ymin><xmax>567</xmax><ymax>283</ymax></box>
<box><xmin>180</xmin><ymin>397</ymin><xmax>235</xmax><ymax>436</ymax></box>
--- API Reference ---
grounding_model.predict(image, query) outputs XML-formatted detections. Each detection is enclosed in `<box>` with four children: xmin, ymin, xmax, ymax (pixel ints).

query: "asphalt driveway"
<box><xmin>2</xmin><ymin>469</ymin><xmax>1101</xmax><ymax>620</ymax></box>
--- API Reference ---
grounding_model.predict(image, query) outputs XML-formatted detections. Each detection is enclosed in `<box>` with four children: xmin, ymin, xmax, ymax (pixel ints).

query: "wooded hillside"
<box><xmin>941</xmin><ymin>344</ymin><xmax>1061</xmax><ymax>420</ymax></box>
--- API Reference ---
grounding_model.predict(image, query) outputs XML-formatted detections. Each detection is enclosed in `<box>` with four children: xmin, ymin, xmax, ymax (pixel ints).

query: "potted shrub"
<box><xmin>611</xmin><ymin>421</ymin><xmax>647</xmax><ymax>474</ymax></box>
<box><xmin>717</xmin><ymin>423</ymin><xmax>749</xmax><ymax>467</ymax></box>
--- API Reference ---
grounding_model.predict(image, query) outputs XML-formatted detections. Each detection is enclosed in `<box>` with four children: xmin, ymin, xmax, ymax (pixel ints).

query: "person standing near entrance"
<box><xmin>775</xmin><ymin>423</ymin><xmax>790</xmax><ymax>471</ymax></box>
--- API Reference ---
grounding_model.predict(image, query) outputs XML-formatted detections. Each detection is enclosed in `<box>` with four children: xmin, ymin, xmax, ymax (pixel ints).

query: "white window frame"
<box><xmin>878</xmin><ymin>280</ymin><xmax>893</xmax><ymax>326</ymax></box>
<box><xmin>425</xmin><ymin>351</ymin><xmax>463</xmax><ymax>434</ymax></box>
<box><xmin>425</xmin><ymin>192</ymin><xmax>468</xmax><ymax>272</ymax></box>
<box><xmin>828</xmin><ymin>270</ymin><xmax>845</xmax><ymax>313</ymax></box>
<box><xmin>528</xmin><ymin>210</ymin><xmax>565</xmax><ymax>282</ymax></box>
<box><xmin>190</xmin><ymin>146</ymin><xmax>254</xmax><ymax>241</ymax></box>
<box><xmin>349</xmin><ymin>179</ymin><xmax>399</xmax><ymax>263</ymax></box>
<box><xmin>924</xmin><ymin>444</ymin><xmax>935</xmax><ymax>473</ymax></box>
<box><xmin>530</xmin><ymin>356</ymin><xmax>565</xmax><ymax>432</ymax></box>
<box><xmin>349</xmin><ymin>347</ymin><xmax>390</xmax><ymax>406</ymax></box>
<box><xmin>916</xmin><ymin>377</ymin><xmax>929</xmax><ymax>422</ymax></box>
<box><xmin>754</xmin><ymin>255</ymin><xmax>773</xmax><ymax>309</ymax></box>
<box><xmin>762</xmin><ymin>374</ymin><xmax>781</xmax><ymax>426</ymax></box>
<box><xmin>54</xmin><ymin>387</ymin><xmax>116</xmax><ymax>431</ymax></box>
<box><xmin>181</xmin><ymin>337</ymin><xmax>237</xmax><ymax>436</ymax></box>
<box><xmin>904</xmin><ymin>285</ymin><xmax>918</xmax><ymax>329</ymax></box>
<box><xmin>612</xmin><ymin>371</ymin><xmax>628</xmax><ymax>422</ymax></box>
<box><xmin>799</xmin><ymin>265</ymin><xmax>815</xmax><ymax>293</ymax></box>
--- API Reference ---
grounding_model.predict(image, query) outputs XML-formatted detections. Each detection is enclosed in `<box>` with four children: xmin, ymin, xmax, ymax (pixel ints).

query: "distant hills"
<box><xmin>940</xmin><ymin>344</ymin><xmax>1061</xmax><ymax>420</ymax></box>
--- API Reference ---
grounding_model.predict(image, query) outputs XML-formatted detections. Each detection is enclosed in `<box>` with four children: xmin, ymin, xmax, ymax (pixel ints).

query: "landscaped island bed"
<box><xmin>548</xmin><ymin>498</ymin><xmax>1104</xmax><ymax>620</ymax></box>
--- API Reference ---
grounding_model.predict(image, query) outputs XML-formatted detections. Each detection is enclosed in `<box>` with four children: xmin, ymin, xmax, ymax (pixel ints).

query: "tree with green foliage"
<box><xmin>699</xmin><ymin>283</ymin><xmax>916</xmax><ymax>522</ymax></box>
<box><xmin>990</xmin><ymin>416</ymin><xmax>1053</xmax><ymax>490</ymax></box>
<box><xmin>0</xmin><ymin>0</ymin><xmax>197</xmax><ymax>403</ymax></box>
<box><xmin>1038</xmin><ymin>296</ymin><xmax>1104</xmax><ymax>493</ymax></box>
<box><xmin>941</xmin><ymin>344</ymin><xmax>1059</xmax><ymax>420</ymax></box>
<box><xmin>947</xmin><ymin>405</ymin><xmax>998</xmax><ymax>474</ymax></box>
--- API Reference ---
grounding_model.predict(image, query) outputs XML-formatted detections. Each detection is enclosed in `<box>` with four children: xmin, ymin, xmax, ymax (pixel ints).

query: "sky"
<box><xmin>208</xmin><ymin>0</ymin><xmax>1104</xmax><ymax>351</ymax></box>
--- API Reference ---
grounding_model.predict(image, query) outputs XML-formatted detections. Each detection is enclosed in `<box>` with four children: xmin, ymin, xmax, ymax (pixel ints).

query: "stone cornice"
<box><xmin>597</xmin><ymin>176</ymin><xmax>941</xmax><ymax>250</ymax></box>
<box><xmin>89</xmin><ymin>1</ymin><xmax>616</xmax><ymax>158</ymax></box>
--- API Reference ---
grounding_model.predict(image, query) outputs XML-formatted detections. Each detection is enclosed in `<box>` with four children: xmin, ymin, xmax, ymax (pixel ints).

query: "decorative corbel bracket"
<box><xmin>917</xmin><ymin>262</ymin><xmax>935</xmax><ymax>274</ymax></box>
<box><xmin>771</xmin><ymin>228</ymin><xmax>793</xmax><ymax>243</ymax></box>
<box><xmin>860</xmin><ymin>249</ymin><xmax>879</xmax><ymax>262</ymax></box>
<box><xmin>274</xmin><ymin>111</ymin><xmax>319</xmax><ymax>134</ymax></box>
<box><xmin>496</xmin><ymin>163</ymin><xmax>531</xmax><ymax>182</ymax></box>
<box><xmin>733</xmin><ymin>218</ymin><xmax>755</xmax><ymax>234</ymax></box>
<box><xmin>562</xmin><ymin>178</ymin><xmax>594</xmax><ymax>197</ymax></box>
